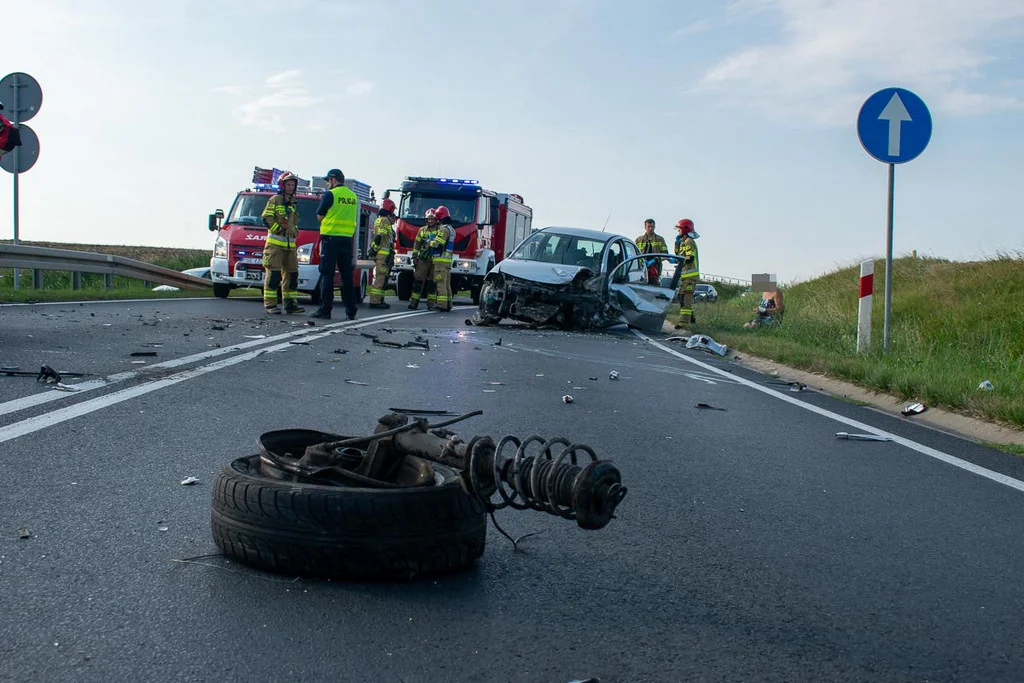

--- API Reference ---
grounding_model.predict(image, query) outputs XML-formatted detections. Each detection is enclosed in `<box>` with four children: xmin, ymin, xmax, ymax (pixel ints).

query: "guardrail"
<box><xmin>702</xmin><ymin>273</ymin><xmax>751</xmax><ymax>287</ymax></box>
<box><xmin>0</xmin><ymin>244</ymin><xmax>211</xmax><ymax>290</ymax></box>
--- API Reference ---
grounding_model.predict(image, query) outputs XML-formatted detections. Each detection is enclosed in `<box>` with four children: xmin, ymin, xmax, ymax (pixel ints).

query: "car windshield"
<box><xmin>225</xmin><ymin>194</ymin><xmax>322</xmax><ymax>231</ymax></box>
<box><xmin>508</xmin><ymin>232</ymin><xmax>607</xmax><ymax>271</ymax></box>
<box><xmin>399</xmin><ymin>193</ymin><xmax>476</xmax><ymax>226</ymax></box>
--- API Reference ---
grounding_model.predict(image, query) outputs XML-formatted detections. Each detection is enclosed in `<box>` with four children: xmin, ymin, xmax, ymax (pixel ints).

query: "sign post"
<box><xmin>856</xmin><ymin>87</ymin><xmax>932</xmax><ymax>352</ymax></box>
<box><xmin>0</xmin><ymin>72</ymin><xmax>43</xmax><ymax>290</ymax></box>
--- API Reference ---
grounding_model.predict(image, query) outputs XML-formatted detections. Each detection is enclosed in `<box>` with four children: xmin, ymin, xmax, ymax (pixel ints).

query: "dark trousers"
<box><xmin>317</xmin><ymin>235</ymin><xmax>357</xmax><ymax>317</ymax></box>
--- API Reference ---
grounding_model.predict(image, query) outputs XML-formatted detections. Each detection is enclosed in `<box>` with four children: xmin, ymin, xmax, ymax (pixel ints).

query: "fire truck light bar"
<box><xmin>407</xmin><ymin>176</ymin><xmax>479</xmax><ymax>185</ymax></box>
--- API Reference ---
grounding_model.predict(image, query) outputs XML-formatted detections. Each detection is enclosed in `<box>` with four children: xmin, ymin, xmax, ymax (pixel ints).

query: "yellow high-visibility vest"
<box><xmin>320</xmin><ymin>186</ymin><xmax>358</xmax><ymax>237</ymax></box>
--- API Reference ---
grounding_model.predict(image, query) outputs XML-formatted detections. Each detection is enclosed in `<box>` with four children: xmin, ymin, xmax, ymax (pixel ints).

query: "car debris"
<box><xmin>685</xmin><ymin>334</ymin><xmax>728</xmax><ymax>356</ymax></box>
<box><xmin>210</xmin><ymin>410</ymin><xmax>628</xmax><ymax>580</ymax></box>
<box><xmin>1</xmin><ymin>365</ymin><xmax>89</xmax><ymax>384</ymax></box>
<box><xmin>332</xmin><ymin>349</ymin><xmax>348</xmax><ymax>355</ymax></box>
<box><xmin>695</xmin><ymin>403</ymin><xmax>727</xmax><ymax>411</ymax></box>
<box><xmin>210</xmin><ymin>325</ymin><xmax>227</xmax><ymax>331</ymax></box>
<box><xmin>836</xmin><ymin>432</ymin><xmax>892</xmax><ymax>442</ymax></box>
<box><xmin>345</xmin><ymin>380</ymin><xmax>369</xmax><ymax>386</ymax></box>
<box><xmin>768</xmin><ymin>380</ymin><xmax>806</xmax><ymax>392</ymax></box>
<box><xmin>359</xmin><ymin>330</ymin><xmax>430</xmax><ymax>351</ymax></box>
<box><xmin>180</xmin><ymin>476</ymin><xmax>200</xmax><ymax>486</ymax></box>
<box><xmin>978</xmin><ymin>380</ymin><xmax>995</xmax><ymax>391</ymax></box>
<box><xmin>130</xmin><ymin>351</ymin><xmax>158</xmax><ymax>357</ymax></box>
<box><xmin>18</xmin><ymin>528</ymin><xmax>31</xmax><ymax>539</ymax></box>
<box><xmin>562</xmin><ymin>394</ymin><xmax>575</xmax><ymax>404</ymax></box>
<box><xmin>53</xmin><ymin>383</ymin><xmax>80</xmax><ymax>393</ymax></box>
<box><xmin>608</xmin><ymin>370</ymin><xmax>620</xmax><ymax>380</ymax></box>
<box><xmin>901</xmin><ymin>402</ymin><xmax>927</xmax><ymax>416</ymax></box>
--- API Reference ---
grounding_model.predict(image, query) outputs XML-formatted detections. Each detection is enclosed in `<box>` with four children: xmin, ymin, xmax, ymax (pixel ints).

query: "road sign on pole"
<box><xmin>1</xmin><ymin>72</ymin><xmax>43</xmax><ymax>290</ymax></box>
<box><xmin>857</xmin><ymin>87</ymin><xmax>932</xmax><ymax>353</ymax></box>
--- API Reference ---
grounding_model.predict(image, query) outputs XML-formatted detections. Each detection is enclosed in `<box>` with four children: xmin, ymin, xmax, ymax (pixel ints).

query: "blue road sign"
<box><xmin>857</xmin><ymin>88</ymin><xmax>932</xmax><ymax>164</ymax></box>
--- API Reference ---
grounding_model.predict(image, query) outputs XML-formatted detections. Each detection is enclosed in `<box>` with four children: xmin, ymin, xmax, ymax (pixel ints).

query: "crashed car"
<box><xmin>473</xmin><ymin>226</ymin><xmax>684</xmax><ymax>331</ymax></box>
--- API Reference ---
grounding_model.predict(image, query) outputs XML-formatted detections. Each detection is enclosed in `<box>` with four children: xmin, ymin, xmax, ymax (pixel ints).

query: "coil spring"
<box><xmin>465</xmin><ymin>433</ymin><xmax>598</xmax><ymax>523</ymax></box>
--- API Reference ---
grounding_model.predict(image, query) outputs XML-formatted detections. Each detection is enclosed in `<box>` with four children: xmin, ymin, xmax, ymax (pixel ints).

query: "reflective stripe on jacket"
<box><xmin>369</xmin><ymin>216</ymin><xmax>395</xmax><ymax>257</ymax></box>
<box><xmin>320</xmin><ymin>186</ymin><xmax>358</xmax><ymax>237</ymax></box>
<box><xmin>675</xmin><ymin>235</ymin><xmax>699</xmax><ymax>277</ymax></box>
<box><xmin>429</xmin><ymin>224</ymin><xmax>455</xmax><ymax>263</ymax></box>
<box><xmin>262</xmin><ymin>194</ymin><xmax>298</xmax><ymax>248</ymax></box>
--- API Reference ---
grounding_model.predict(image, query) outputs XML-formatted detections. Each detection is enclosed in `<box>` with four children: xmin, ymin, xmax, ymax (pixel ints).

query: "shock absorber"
<box><xmin>392</xmin><ymin>415</ymin><xmax>627</xmax><ymax>530</ymax></box>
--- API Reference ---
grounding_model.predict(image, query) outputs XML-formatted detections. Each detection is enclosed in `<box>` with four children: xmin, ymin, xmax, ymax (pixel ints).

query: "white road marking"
<box><xmin>0</xmin><ymin>308</ymin><xmax>441</xmax><ymax>418</ymax></box>
<box><xmin>0</xmin><ymin>310</ymin><xmax>437</xmax><ymax>443</ymax></box>
<box><xmin>634</xmin><ymin>331</ymin><xmax>1024</xmax><ymax>494</ymax></box>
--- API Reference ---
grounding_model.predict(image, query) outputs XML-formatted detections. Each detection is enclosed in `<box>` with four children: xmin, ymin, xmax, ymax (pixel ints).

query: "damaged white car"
<box><xmin>472</xmin><ymin>227</ymin><xmax>684</xmax><ymax>332</ymax></box>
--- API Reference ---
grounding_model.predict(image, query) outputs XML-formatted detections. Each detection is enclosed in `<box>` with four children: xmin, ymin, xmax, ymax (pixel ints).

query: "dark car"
<box><xmin>694</xmin><ymin>283</ymin><xmax>718</xmax><ymax>302</ymax></box>
<box><xmin>472</xmin><ymin>226</ymin><xmax>683</xmax><ymax>331</ymax></box>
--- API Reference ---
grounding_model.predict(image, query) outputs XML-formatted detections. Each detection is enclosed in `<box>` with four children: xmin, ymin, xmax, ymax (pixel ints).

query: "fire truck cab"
<box><xmin>387</xmin><ymin>176</ymin><xmax>532</xmax><ymax>303</ymax></box>
<box><xmin>208</xmin><ymin>167</ymin><xmax>378</xmax><ymax>304</ymax></box>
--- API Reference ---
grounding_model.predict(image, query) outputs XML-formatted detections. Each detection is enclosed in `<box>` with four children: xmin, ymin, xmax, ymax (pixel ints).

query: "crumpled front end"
<box><xmin>476</xmin><ymin>269</ymin><xmax>618</xmax><ymax>329</ymax></box>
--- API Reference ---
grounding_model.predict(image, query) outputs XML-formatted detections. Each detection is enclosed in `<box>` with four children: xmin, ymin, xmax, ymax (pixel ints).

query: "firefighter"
<box><xmin>674</xmin><ymin>218</ymin><xmax>700</xmax><ymax>327</ymax></box>
<box><xmin>367</xmin><ymin>198</ymin><xmax>397</xmax><ymax>309</ymax></box>
<box><xmin>408</xmin><ymin>208</ymin><xmax>437</xmax><ymax>310</ymax></box>
<box><xmin>635</xmin><ymin>218</ymin><xmax>668</xmax><ymax>285</ymax></box>
<box><xmin>260</xmin><ymin>171</ymin><xmax>304</xmax><ymax>314</ymax></box>
<box><xmin>429</xmin><ymin>205</ymin><xmax>455</xmax><ymax>312</ymax></box>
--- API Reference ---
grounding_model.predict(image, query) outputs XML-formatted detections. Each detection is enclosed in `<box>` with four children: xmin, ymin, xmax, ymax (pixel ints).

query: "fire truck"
<box><xmin>387</xmin><ymin>176</ymin><xmax>533</xmax><ymax>303</ymax></box>
<box><xmin>208</xmin><ymin>167</ymin><xmax>378</xmax><ymax>304</ymax></box>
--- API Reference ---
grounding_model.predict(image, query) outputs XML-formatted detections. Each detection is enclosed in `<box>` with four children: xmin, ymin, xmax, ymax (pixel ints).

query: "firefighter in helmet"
<box><xmin>674</xmin><ymin>218</ymin><xmax>700</xmax><ymax>327</ymax></box>
<box><xmin>636</xmin><ymin>218</ymin><xmax>669</xmax><ymax>285</ymax></box>
<box><xmin>260</xmin><ymin>171</ymin><xmax>304</xmax><ymax>314</ymax></box>
<box><xmin>428</xmin><ymin>205</ymin><xmax>455</xmax><ymax>312</ymax></box>
<box><xmin>408</xmin><ymin>208</ymin><xmax>438</xmax><ymax>310</ymax></box>
<box><xmin>367</xmin><ymin>197</ymin><xmax>397</xmax><ymax>309</ymax></box>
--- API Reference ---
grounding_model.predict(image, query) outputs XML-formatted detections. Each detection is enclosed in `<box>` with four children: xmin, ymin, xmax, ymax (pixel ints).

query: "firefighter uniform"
<box><xmin>368</xmin><ymin>215</ymin><xmax>395</xmax><ymax>305</ymax></box>
<box><xmin>409</xmin><ymin>222</ymin><xmax>436</xmax><ymax>310</ymax></box>
<box><xmin>635</xmin><ymin>230</ymin><xmax>669</xmax><ymax>285</ymax></box>
<box><xmin>429</xmin><ymin>223</ymin><xmax>455</xmax><ymax>311</ymax></box>
<box><xmin>260</xmin><ymin>182</ymin><xmax>303</xmax><ymax>314</ymax></box>
<box><xmin>675</xmin><ymin>227</ymin><xmax>700</xmax><ymax>325</ymax></box>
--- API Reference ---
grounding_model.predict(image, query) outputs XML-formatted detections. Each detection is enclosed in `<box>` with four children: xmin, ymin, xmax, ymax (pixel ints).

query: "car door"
<box><xmin>605</xmin><ymin>253</ymin><xmax>685</xmax><ymax>331</ymax></box>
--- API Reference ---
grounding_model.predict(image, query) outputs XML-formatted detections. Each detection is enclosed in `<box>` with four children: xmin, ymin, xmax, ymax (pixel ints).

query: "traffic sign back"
<box><xmin>0</xmin><ymin>73</ymin><xmax>43</xmax><ymax>123</ymax></box>
<box><xmin>857</xmin><ymin>87</ymin><xmax>932</xmax><ymax>164</ymax></box>
<box><xmin>0</xmin><ymin>123</ymin><xmax>39</xmax><ymax>174</ymax></box>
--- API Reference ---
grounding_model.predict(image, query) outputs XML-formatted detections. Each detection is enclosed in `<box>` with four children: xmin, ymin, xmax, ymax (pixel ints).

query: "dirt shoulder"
<box><xmin>663</xmin><ymin>326</ymin><xmax>1024</xmax><ymax>449</ymax></box>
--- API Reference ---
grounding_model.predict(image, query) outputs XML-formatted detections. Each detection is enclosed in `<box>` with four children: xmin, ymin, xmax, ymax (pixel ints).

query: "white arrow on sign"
<box><xmin>878</xmin><ymin>93</ymin><xmax>912</xmax><ymax>157</ymax></box>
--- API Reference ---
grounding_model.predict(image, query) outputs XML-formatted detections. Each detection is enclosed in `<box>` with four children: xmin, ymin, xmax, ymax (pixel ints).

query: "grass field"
<box><xmin>680</xmin><ymin>254</ymin><xmax>1024</xmax><ymax>431</ymax></box>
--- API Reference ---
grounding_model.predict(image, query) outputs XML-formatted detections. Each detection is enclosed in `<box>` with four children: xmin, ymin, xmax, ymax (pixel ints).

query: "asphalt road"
<box><xmin>2</xmin><ymin>296</ymin><xmax>1024</xmax><ymax>682</ymax></box>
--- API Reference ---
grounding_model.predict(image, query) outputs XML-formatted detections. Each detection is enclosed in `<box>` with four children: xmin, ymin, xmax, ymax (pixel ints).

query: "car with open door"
<box><xmin>472</xmin><ymin>226</ymin><xmax>683</xmax><ymax>332</ymax></box>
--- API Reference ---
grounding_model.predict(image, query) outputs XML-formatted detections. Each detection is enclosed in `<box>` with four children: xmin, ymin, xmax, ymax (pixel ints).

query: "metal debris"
<box><xmin>562</xmin><ymin>395</ymin><xmax>575</xmax><ymax>404</ymax></box>
<box><xmin>695</xmin><ymin>403</ymin><xmax>727</xmax><ymax>411</ymax></box>
<box><xmin>130</xmin><ymin>351</ymin><xmax>158</xmax><ymax>357</ymax></box>
<box><xmin>901</xmin><ymin>402</ymin><xmax>926</xmax><ymax>416</ymax></box>
<box><xmin>608</xmin><ymin>371</ymin><xmax>620</xmax><ymax>380</ymax></box>
<box><xmin>685</xmin><ymin>334</ymin><xmax>728</xmax><ymax>356</ymax></box>
<box><xmin>180</xmin><ymin>476</ymin><xmax>200</xmax><ymax>486</ymax></box>
<box><xmin>332</xmin><ymin>349</ymin><xmax>348</xmax><ymax>355</ymax></box>
<box><xmin>836</xmin><ymin>432</ymin><xmax>892</xmax><ymax>442</ymax></box>
<box><xmin>345</xmin><ymin>380</ymin><xmax>369</xmax><ymax>386</ymax></box>
<box><xmin>53</xmin><ymin>383</ymin><xmax>79</xmax><ymax>393</ymax></box>
<box><xmin>18</xmin><ymin>528</ymin><xmax>31</xmax><ymax>539</ymax></box>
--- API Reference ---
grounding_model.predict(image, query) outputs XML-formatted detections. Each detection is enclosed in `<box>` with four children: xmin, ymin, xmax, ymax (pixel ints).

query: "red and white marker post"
<box><xmin>857</xmin><ymin>259</ymin><xmax>874</xmax><ymax>353</ymax></box>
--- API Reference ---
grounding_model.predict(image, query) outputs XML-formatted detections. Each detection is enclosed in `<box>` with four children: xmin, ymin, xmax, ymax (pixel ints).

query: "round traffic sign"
<box><xmin>857</xmin><ymin>87</ymin><xmax>932</xmax><ymax>164</ymax></box>
<box><xmin>0</xmin><ymin>72</ymin><xmax>43</xmax><ymax>123</ymax></box>
<box><xmin>0</xmin><ymin>123</ymin><xmax>40</xmax><ymax>174</ymax></box>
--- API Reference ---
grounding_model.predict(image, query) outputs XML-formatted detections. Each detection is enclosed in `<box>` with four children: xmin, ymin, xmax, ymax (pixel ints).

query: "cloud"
<box><xmin>345</xmin><ymin>81</ymin><xmax>375</xmax><ymax>97</ymax></box>
<box><xmin>212</xmin><ymin>85</ymin><xmax>245</xmax><ymax>95</ymax></box>
<box><xmin>671</xmin><ymin>19</ymin><xmax>713</xmax><ymax>38</ymax></box>
<box><xmin>694</xmin><ymin>0</ymin><xmax>1024</xmax><ymax>125</ymax></box>
<box><xmin>232</xmin><ymin>71</ymin><xmax>323</xmax><ymax>131</ymax></box>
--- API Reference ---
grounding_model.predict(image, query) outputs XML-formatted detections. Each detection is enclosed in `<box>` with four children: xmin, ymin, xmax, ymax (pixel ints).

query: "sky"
<box><xmin>2</xmin><ymin>0</ymin><xmax>1023</xmax><ymax>284</ymax></box>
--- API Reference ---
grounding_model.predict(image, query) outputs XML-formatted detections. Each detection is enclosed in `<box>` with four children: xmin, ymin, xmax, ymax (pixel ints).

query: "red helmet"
<box><xmin>277</xmin><ymin>171</ymin><xmax>298</xmax><ymax>191</ymax></box>
<box><xmin>434</xmin><ymin>205</ymin><xmax>451</xmax><ymax>222</ymax></box>
<box><xmin>380</xmin><ymin>198</ymin><xmax>397</xmax><ymax>215</ymax></box>
<box><xmin>424</xmin><ymin>208</ymin><xmax>437</xmax><ymax>219</ymax></box>
<box><xmin>675</xmin><ymin>218</ymin><xmax>694</xmax><ymax>231</ymax></box>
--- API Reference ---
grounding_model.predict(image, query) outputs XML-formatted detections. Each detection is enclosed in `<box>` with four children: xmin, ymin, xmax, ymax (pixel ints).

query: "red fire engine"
<box><xmin>386</xmin><ymin>177</ymin><xmax>533</xmax><ymax>303</ymax></box>
<box><xmin>208</xmin><ymin>167</ymin><xmax>377</xmax><ymax>304</ymax></box>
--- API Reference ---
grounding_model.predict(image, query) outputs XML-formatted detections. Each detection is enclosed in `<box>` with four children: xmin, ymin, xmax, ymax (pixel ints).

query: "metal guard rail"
<box><xmin>0</xmin><ymin>244</ymin><xmax>211</xmax><ymax>290</ymax></box>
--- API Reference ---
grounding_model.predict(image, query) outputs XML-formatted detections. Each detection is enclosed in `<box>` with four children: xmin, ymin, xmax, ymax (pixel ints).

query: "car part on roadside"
<box><xmin>767</xmin><ymin>380</ymin><xmax>807</xmax><ymax>392</ymax></box>
<box><xmin>0</xmin><ymin>365</ymin><xmax>89</xmax><ymax>384</ymax></box>
<box><xmin>978</xmin><ymin>380</ymin><xmax>994</xmax><ymax>391</ymax></box>
<box><xmin>562</xmin><ymin>394</ymin><xmax>574</xmax><ymax>404</ymax></box>
<box><xmin>685</xmin><ymin>334</ymin><xmax>728</xmax><ymax>357</ymax></box>
<box><xmin>835</xmin><ymin>432</ymin><xmax>892</xmax><ymax>442</ymax></box>
<box><xmin>901</xmin><ymin>402</ymin><xmax>927</xmax><ymax>416</ymax></box>
<box><xmin>695</xmin><ymin>403</ymin><xmax>727</xmax><ymax>411</ymax></box>
<box><xmin>210</xmin><ymin>410</ymin><xmax>627</xmax><ymax>580</ymax></box>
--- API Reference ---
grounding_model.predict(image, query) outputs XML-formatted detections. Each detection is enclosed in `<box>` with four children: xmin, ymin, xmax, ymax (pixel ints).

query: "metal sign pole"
<box><xmin>12</xmin><ymin>73</ymin><xmax>20</xmax><ymax>289</ymax></box>
<box><xmin>883</xmin><ymin>163</ymin><xmax>894</xmax><ymax>352</ymax></box>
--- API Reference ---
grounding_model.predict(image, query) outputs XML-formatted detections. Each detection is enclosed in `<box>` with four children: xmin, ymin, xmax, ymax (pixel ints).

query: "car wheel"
<box><xmin>472</xmin><ymin>281</ymin><xmax>502</xmax><ymax>326</ymax></box>
<box><xmin>212</xmin><ymin>283</ymin><xmax>232</xmax><ymax>299</ymax></box>
<box><xmin>357</xmin><ymin>273</ymin><xmax>367</xmax><ymax>303</ymax></box>
<box><xmin>211</xmin><ymin>455</ymin><xmax>487</xmax><ymax>581</ymax></box>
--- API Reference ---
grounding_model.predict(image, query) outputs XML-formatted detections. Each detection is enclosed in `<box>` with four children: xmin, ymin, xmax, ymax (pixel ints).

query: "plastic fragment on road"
<box><xmin>245</xmin><ymin>335</ymin><xmax>267</xmax><ymax>339</ymax></box>
<box><xmin>608</xmin><ymin>371</ymin><xmax>620</xmax><ymax>380</ymax></box>
<box><xmin>180</xmin><ymin>476</ymin><xmax>200</xmax><ymax>486</ymax></box>
<box><xmin>978</xmin><ymin>380</ymin><xmax>994</xmax><ymax>391</ymax></box>
<box><xmin>695</xmin><ymin>403</ymin><xmax>727</xmax><ymax>411</ymax></box>
<box><xmin>18</xmin><ymin>528</ymin><xmax>30</xmax><ymax>539</ymax></box>
<box><xmin>53</xmin><ymin>383</ymin><xmax>79</xmax><ymax>392</ymax></box>
<box><xmin>345</xmin><ymin>380</ymin><xmax>369</xmax><ymax>386</ymax></box>
<box><xmin>836</xmin><ymin>432</ymin><xmax>892</xmax><ymax>442</ymax></box>
<box><xmin>130</xmin><ymin>351</ymin><xmax>158</xmax><ymax>357</ymax></box>
<box><xmin>685</xmin><ymin>334</ymin><xmax>728</xmax><ymax>356</ymax></box>
<box><xmin>562</xmin><ymin>395</ymin><xmax>574</xmax><ymax>404</ymax></box>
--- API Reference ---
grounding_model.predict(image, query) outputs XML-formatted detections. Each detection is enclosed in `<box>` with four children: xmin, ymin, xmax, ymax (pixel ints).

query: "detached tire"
<box><xmin>211</xmin><ymin>455</ymin><xmax>487</xmax><ymax>581</ymax></box>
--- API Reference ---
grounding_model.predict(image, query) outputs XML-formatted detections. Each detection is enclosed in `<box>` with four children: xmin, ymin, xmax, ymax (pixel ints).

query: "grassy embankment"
<box><xmin>677</xmin><ymin>254</ymin><xmax>1024</xmax><ymax>436</ymax></box>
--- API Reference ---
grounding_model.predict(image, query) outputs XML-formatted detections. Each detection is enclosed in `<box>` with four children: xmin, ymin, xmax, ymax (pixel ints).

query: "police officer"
<box><xmin>367</xmin><ymin>197</ymin><xmax>397</xmax><ymax>309</ymax></box>
<box><xmin>429</xmin><ymin>205</ymin><xmax>455</xmax><ymax>312</ymax></box>
<box><xmin>310</xmin><ymin>168</ymin><xmax>359</xmax><ymax>321</ymax></box>
<box><xmin>636</xmin><ymin>218</ymin><xmax>668</xmax><ymax>286</ymax></box>
<box><xmin>674</xmin><ymin>218</ymin><xmax>700</xmax><ymax>327</ymax></box>
<box><xmin>260</xmin><ymin>171</ymin><xmax>304</xmax><ymax>314</ymax></box>
<box><xmin>408</xmin><ymin>208</ymin><xmax>437</xmax><ymax>310</ymax></box>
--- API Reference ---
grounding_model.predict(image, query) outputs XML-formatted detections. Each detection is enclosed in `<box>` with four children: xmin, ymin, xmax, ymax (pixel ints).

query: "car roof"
<box><xmin>534</xmin><ymin>226</ymin><xmax>625</xmax><ymax>243</ymax></box>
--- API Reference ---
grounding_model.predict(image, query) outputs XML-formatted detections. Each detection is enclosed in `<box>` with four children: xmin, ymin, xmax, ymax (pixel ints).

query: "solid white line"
<box><xmin>0</xmin><ymin>309</ymin><xmax>438</xmax><ymax>434</ymax></box>
<box><xmin>633</xmin><ymin>330</ymin><xmax>1024</xmax><ymax>494</ymax></box>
